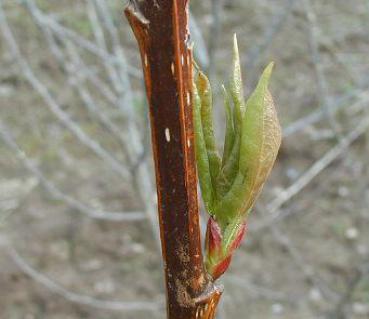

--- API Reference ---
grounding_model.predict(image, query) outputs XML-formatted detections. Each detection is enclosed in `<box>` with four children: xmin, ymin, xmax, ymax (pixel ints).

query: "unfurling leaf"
<box><xmin>193</xmin><ymin>34</ymin><xmax>282</xmax><ymax>280</ymax></box>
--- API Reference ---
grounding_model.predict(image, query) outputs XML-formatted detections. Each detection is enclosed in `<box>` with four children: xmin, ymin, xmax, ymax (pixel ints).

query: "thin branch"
<box><xmin>125</xmin><ymin>1</ymin><xmax>222</xmax><ymax>317</ymax></box>
<box><xmin>283</xmin><ymin>87</ymin><xmax>369</xmax><ymax>137</ymax></box>
<box><xmin>247</xmin><ymin>0</ymin><xmax>298</xmax><ymax>80</ymax></box>
<box><xmin>23</xmin><ymin>0</ymin><xmax>161</xmax><ymax>246</ymax></box>
<box><xmin>25</xmin><ymin>0</ymin><xmax>121</xmax><ymax>110</ymax></box>
<box><xmin>207</xmin><ymin>0</ymin><xmax>226</xmax><ymax>79</ymax></box>
<box><xmin>0</xmin><ymin>5</ymin><xmax>131</xmax><ymax>181</ymax></box>
<box><xmin>0</xmin><ymin>121</ymin><xmax>145</xmax><ymax>222</ymax></box>
<box><xmin>91</xmin><ymin>0</ymin><xmax>161</xmax><ymax>246</ymax></box>
<box><xmin>84</xmin><ymin>0</ymin><xmax>127</xmax><ymax>97</ymax></box>
<box><xmin>26</xmin><ymin>1</ymin><xmax>133</xmax><ymax>165</ymax></box>
<box><xmin>303</xmin><ymin>0</ymin><xmax>342</xmax><ymax>138</ymax></box>
<box><xmin>189</xmin><ymin>13</ymin><xmax>209</xmax><ymax>69</ymax></box>
<box><xmin>252</xmin><ymin>114</ymin><xmax>369</xmax><ymax>231</ymax></box>
<box><xmin>326</xmin><ymin>263</ymin><xmax>369</xmax><ymax>319</ymax></box>
<box><xmin>4</xmin><ymin>244</ymin><xmax>162</xmax><ymax>312</ymax></box>
<box><xmin>271</xmin><ymin>225</ymin><xmax>340</xmax><ymax>302</ymax></box>
<box><xmin>226</xmin><ymin>275</ymin><xmax>295</xmax><ymax>302</ymax></box>
<box><xmin>63</xmin><ymin>41</ymin><xmax>131</xmax><ymax>161</ymax></box>
<box><xmin>22</xmin><ymin>0</ymin><xmax>142</xmax><ymax>79</ymax></box>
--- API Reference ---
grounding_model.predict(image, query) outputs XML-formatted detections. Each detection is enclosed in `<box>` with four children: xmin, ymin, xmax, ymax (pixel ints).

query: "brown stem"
<box><xmin>124</xmin><ymin>1</ymin><xmax>222</xmax><ymax>318</ymax></box>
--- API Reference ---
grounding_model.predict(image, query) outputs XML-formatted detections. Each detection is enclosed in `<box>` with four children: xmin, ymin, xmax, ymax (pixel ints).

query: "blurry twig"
<box><xmin>251</xmin><ymin>114</ymin><xmax>369</xmax><ymax>231</ymax></box>
<box><xmin>26</xmin><ymin>0</ymin><xmax>133</xmax><ymax>165</ymax></box>
<box><xmin>86</xmin><ymin>0</ymin><xmax>125</xmax><ymax>95</ymax></box>
<box><xmin>22</xmin><ymin>0</ymin><xmax>161</xmax><ymax>246</ymax></box>
<box><xmin>90</xmin><ymin>0</ymin><xmax>139</xmax><ymax>108</ymax></box>
<box><xmin>24</xmin><ymin>0</ymin><xmax>120</xmax><ymax>108</ymax></box>
<box><xmin>3</xmin><ymin>244</ymin><xmax>163</xmax><ymax>312</ymax></box>
<box><xmin>20</xmin><ymin>0</ymin><xmax>141</xmax><ymax>79</ymax></box>
<box><xmin>189</xmin><ymin>13</ymin><xmax>209</xmax><ymax>69</ymax></box>
<box><xmin>92</xmin><ymin>0</ymin><xmax>161</xmax><ymax>246</ymax></box>
<box><xmin>284</xmin><ymin>88</ymin><xmax>369</xmax><ymax>137</ymax></box>
<box><xmin>208</xmin><ymin>0</ymin><xmax>225</xmax><ymax>79</ymax></box>
<box><xmin>303</xmin><ymin>0</ymin><xmax>342</xmax><ymax>138</ymax></box>
<box><xmin>226</xmin><ymin>274</ymin><xmax>296</xmax><ymax>302</ymax></box>
<box><xmin>326</xmin><ymin>263</ymin><xmax>369</xmax><ymax>319</ymax></box>
<box><xmin>271</xmin><ymin>225</ymin><xmax>340</xmax><ymax>302</ymax></box>
<box><xmin>247</xmin><ymin>0</ymin><xmax>298</xmax><ymax>81</ymax></box>
<box><xmin>64</xmin><ymin>41</ymin><xmax>132</xmax><ymax>162</ymax></box>
<box><xmin>0</xmin><ymin>5</ymin><xmax>131</xmax><ymax>181</ymax></box>
<box><xmin>0</xmin><ymin>121</ymin><xmax>145</xmax><ymax>222</ymax></box>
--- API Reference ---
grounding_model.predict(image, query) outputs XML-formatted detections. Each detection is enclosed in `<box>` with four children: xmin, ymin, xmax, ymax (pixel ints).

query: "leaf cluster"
<box><xmin>193</xmin><ymin>35</ymin><xmax>282</xmax><ymax>231</ymax></box>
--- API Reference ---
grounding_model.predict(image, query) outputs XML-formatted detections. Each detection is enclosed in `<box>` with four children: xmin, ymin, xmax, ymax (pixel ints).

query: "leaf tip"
<box><xmin>262</xmin><ymin>61</ymin><xmax>275</xmax><ymax>83</ymax></box>
<box><xmin>232</xmin><ymin>33</ymin><xmax>240</xmax><ymax>67</ymax></box>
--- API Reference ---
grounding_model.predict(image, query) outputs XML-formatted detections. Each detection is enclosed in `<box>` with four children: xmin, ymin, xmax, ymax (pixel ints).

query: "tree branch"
<box><xmin>4</xmin><ymin>245</ymin><xmax>161</xmax><ymax>312</ymax></box>
<box><xmin>125</xmin><ymin>1</ymin><xmax>222</xmax><ymax>318</ymax></box>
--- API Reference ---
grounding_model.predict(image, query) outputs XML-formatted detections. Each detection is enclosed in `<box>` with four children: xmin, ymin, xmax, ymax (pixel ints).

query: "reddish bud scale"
<box><xmin>205</xmin><ymin>217</ymin><xmax>247</xmax><ymax>280</ymax></box>
<box><xmin>230</xmin><ymin>222</ymin><xmax>247</xmax><ymax>251</ymax></box>
<box><xmin>211</xmin><ymin>255</ymin><xmax>233</xmax><ymax>281</ymax></box>
<box><xmin>205</xmin><ymin>216</ymin><xmax>222</xmax><ymax>255</ymax></box>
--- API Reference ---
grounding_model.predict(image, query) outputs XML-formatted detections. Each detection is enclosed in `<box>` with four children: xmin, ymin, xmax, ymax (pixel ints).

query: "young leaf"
<box><xmin>217</xmin><ymin>130</ymin><xmax>241</xmax><ymax>198</ymax></box>
<box><xmin>238</xmin><ymin>62</ymin><xmax>282</xmax><ymax>213</ymax></box>
<box><xmin>196</xmin><ymin>71</ymin><xmax>221</xmax><ymax>195</ymax></box>
<box><xmin>213</xmin><ymin>63</ymin><xmax>281</xmax><ymax>224</ymax></box>
<box><xmin>221</xmin><ymin>85</ymin><xmax>235</xmax><ymax>166</ymax></box>
<box><xmin>230</xmin><ymin>34</ymin><xmax>245</xmax><ymax>134</ymax></box>
<box><xmin>193</xmin><ymin>36</ymin><xmax>282</xmax><ymax>281</ymax></box>
<box><xmin>193</xmin><ymin>79</ymin><xmax>215</xmax><ymax>213</ymax></box>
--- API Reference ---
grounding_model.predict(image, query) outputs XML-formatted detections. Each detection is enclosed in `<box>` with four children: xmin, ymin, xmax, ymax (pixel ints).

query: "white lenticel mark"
<box><xmin>171</xmin><ymin>62</ymin><xmax>175</xmax><ymax>74</ymax></box>
<box><xmin>187</xmin><ymin>92</ymin><xmax>191</xmax><ymax>105</ymax></box>
<box><xmin>181</xmin><ymin>54</ymin><xmax>184</xmax><ymax>66</ymax></box>
<box><xmin>165</xmin><ymin>128</ymin><xmax>171</xmax><ymax>142</ymax></box>
<box><xmin>187</xmin><ymin>139</ymin><xmax>191</xmax><ymax>148</ymax></box>
<box><xmin>144</xmin><ymin>54</ymin><xmax>148</xmax><ymax>67</ymax></box>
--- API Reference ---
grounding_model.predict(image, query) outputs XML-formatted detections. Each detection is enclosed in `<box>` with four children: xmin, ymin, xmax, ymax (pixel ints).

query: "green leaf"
<box><xmin>196</xmin><ymin>71</ymin><xmax>221</xmax><ymax>197</ymax></box>
<box><xmin>221</xmin><ymin>85</ymin><xmax>235</xmax><ymax>166</ymax></box>
<box><xmin>217</xmin><ymin>129</ymin><xmax>240</xmax><ymax>198</ymax></box>
<box><xmin>195</xmin><ymin>35</ymin><xmax>282</xmax><ymax>280</ymax></box>
<box><xmin>213</xmin><ymin>63</ymin><xmax>281</xmax><ymax>225</ymax></box>
<box><xmin>230</xmin><ymin>34</ymin><xmax>245</xmax><ymax>134</ymax></box>
<box><xmin>193</xmin><ymin>78</ymin><xmax>215</xmax><ymax>212</ymax></box>
<box><xmin>238</xmin><ymin>62</ymin><xmax>281</xmax><ymax>213</ymax></box>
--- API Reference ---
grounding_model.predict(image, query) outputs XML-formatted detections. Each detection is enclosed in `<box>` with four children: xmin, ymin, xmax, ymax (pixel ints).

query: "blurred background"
<box><xmin>1</xmin><ymin>0</ymin><xmax>369</xmax><ymax>318</ymax></box>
